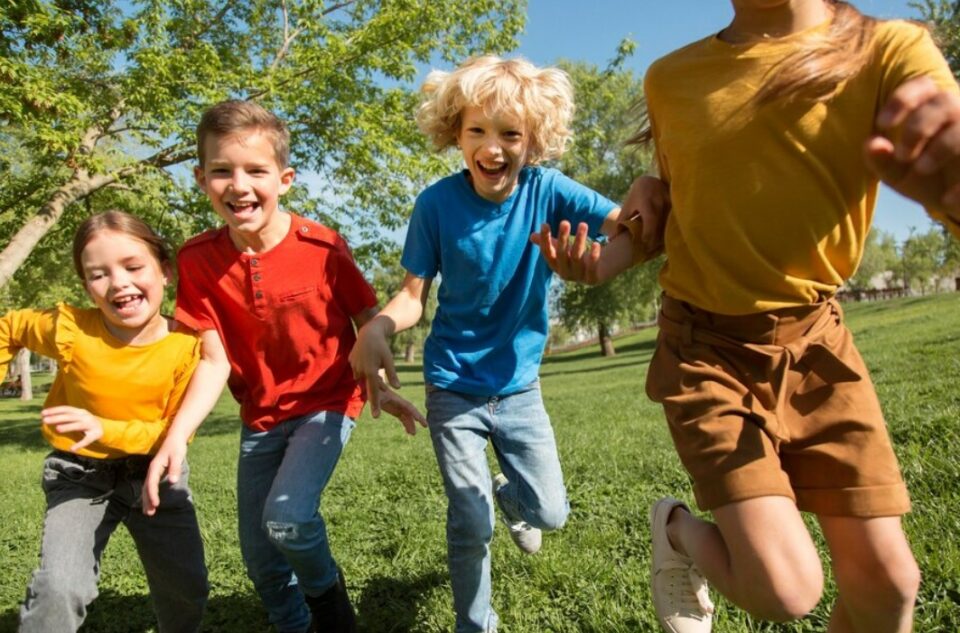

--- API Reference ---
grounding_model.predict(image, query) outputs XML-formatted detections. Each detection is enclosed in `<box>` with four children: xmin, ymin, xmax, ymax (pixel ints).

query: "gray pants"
<box><xmin>19</xmin><ymin>451</ymin><xmax>209</xmax><ymax>633</ymax></box>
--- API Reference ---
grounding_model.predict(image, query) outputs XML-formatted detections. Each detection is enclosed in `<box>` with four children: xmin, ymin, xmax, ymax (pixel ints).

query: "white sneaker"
<box><xmin>493</xmin><ymin>473</ymin><xmax>542</xmax><ymax>555</ymax></box>
<box><xmin>650</xmin><ymin>497</ymin><xmax>714</xmax><ymax>632</ymax></box>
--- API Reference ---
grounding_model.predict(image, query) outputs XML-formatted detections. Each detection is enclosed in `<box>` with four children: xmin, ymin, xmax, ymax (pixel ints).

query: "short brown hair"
<box><xmin>196</xmin><ymin>100</ymin><xmax>290</xmax><ymax>168</ymax></box>
<box><xmin>73</xmin><ymin>211</ymin><xmax>171</xmax><ymax>279</ymax></box>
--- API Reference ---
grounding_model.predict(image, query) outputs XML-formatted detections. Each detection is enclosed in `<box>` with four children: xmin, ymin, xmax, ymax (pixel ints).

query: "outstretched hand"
<box><xmin>141</xmin><ymin>438</ymin><xmax>186</xmax><ymax>516</ymax></box>
<box><xmin>865</xmin><ymin>75</ymin><xmax>960</xmax><ymax>221</ymax></box>
<box><xmin>378</xmin><ymin>385</ymin><xmax>427</xmax><ymax>435</ymax></box>
<box><xmin>349</xmin><ymin>318</ymin><xmax>398</xmax><ymax>418</ymax></box>
<box><xmin>530</xmin><ymin>220</ymin><xmax>603</xmax><ymax>283</ymax></box>
<box><xmin>41</xmin><ymin>406</ymin><xmax>103</xmax><ymax>453</ymax></box>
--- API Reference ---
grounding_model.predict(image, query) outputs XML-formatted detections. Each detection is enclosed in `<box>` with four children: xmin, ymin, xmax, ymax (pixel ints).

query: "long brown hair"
<box><xmin>72</xmin><ymin>211</ymin><xmax>171</xmax><ymax>279</ymax></box>
<box><xmin>627</xmin><ymin>1</ymin><xmax>878</xmax><ymax>146</ymax></box>
<box><xmin>754</xmin><ymin>1</ymin><xmax>877</xmax><ymax>106</ymax></box>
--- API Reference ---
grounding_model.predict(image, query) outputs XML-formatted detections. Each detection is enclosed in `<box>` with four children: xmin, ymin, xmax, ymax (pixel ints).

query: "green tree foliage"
<box><xmin>552</xmin><ymin>50</ymin><xmax>659</xmax><ymax>356</ymax></box>
<box><xmin>0</xmin><ymin>0</ymin><xmax>525</xmax><ymax>301</ymax></box>
<box><xmin>847</xmin><ymin>228</ymin><xmax>899</xmax><ymax>291</ymax></box>
<box><xmin>901</xmin><ymin>226</ymin><xmax>949</xmax><ymax>293</ymax></box>
<box><xmin>916</xmin><ymin>0</ymin><xmax>960</xmax><ymax>76</ymax></box>
<box><xmin>367</xmin><ymin>252</ymin><xmax>436</xmax><ymax>363</ymax></box>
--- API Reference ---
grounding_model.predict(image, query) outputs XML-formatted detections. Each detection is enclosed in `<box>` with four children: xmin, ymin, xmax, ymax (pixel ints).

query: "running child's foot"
<box><xmin>493</xmin><ymin>473</ymin><xmax>542</xmax><ymax>554</ymax></box>
<box><xmin>650</xmin><ymin>497</ymin><xmax>714</xmax><ymax>632</ymax></box>
<box><xmin>305</xmin><ymin>567</ymin><xmax>357</xmax><ymax>633</ymax></box>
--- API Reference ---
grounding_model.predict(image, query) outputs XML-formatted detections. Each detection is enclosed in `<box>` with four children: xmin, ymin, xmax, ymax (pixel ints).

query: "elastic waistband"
<box><xmin>52</xmin><ymin>450</ymin><xmax>152</xmax><ymax>472</ymax></box>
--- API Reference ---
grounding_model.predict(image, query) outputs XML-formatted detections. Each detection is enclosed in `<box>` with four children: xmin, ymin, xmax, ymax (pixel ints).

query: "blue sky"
<box><xmin>503</xmin><ymin>0</ymin><xmax>943</xmax><ymax>241</ymax></box>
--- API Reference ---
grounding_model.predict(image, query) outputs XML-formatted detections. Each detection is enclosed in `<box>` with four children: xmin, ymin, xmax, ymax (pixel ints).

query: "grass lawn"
<box><xmin>0</xmin><ymin>294</ymin><xmax>958</xmax><ymax>632</ymax></box>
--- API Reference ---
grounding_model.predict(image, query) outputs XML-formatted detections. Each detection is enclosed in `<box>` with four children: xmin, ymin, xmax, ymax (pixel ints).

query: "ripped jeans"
<box><xmin>237</xmin><ymin>411</ymin><xmax>355</xmax><ymax>633</ymax></box>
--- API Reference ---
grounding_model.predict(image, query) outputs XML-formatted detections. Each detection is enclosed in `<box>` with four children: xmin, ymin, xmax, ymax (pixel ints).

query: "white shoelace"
<box><xmin>659</xmin><ymin>560</ymin><xmax>716</xmax><ymax>615</ymax></box>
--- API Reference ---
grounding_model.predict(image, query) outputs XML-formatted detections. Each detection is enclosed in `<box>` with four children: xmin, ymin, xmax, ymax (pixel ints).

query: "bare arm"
<box><xmin>349</xmin><ymin>273</ymin><xmax>432</xmax><ymax>417</ymax></box>
<box><xmin>531</xmin><ymin>174</ymin><xmax>670</xmax><ymax>285</ymax></box>
<box><xmin>142</xmin><ymin>328</ymin><xmax>230</xmax><ymax>515</ymax></box>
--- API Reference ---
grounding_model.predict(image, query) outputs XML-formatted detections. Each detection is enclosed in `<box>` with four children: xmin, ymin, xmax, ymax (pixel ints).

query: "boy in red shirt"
<box><xmin>143</xmin><ymin>100</ymin><xmax>424</xmax><ymax>633</ymax></box>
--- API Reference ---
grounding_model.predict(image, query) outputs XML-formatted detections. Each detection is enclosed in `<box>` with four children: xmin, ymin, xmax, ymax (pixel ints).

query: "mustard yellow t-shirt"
<box><xmin>0</xmin><ymin>304</ymin><xmax>200</xmax><ymax>459</ymax></box>
<box><xmin>645</xmin><ymin>20</ymin><xmax>959</xmax><ymax>314</ymax></box>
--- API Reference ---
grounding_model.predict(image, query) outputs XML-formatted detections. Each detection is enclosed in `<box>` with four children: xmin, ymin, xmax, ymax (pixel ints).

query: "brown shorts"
<box><xmin>646</xmin><ymin>294</ymin><xmax>910</xmax><ymax>517</ymax></box>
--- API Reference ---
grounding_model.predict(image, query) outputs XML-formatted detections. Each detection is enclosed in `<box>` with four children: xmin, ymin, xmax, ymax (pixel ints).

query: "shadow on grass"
<box><xmin>358</xmin><ymin>570</ymin><xmax>447</xmax><ymax>633</ymax></box>
<box><xmin>0</xmin><ymin>420</ymin><xmax>46</xmax><ymax>451</ymax></box>
<box><xmin>0</xmin><ymin>589</ymin><xmax>273</xmax><ymax>633</ymax></box>
<box><xmin>0</xmin><ymin>571</ymin><xmax>450</xmax><ymax>633</ymax></box>
<box><xmin>542</xmin><ymin>337</ymin><xmax>656</xmax><ymax>365</ymax></box>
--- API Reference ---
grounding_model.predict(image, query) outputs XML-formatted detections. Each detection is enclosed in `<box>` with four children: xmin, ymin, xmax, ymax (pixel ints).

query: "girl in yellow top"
<box><xmin>536</xmin><ymin>1</ymin><xmax>960</xmax><ymax>632</ymax></box>
<box><xmin>2</xmin><ymin>211</ymin><xmax>208</xmax><ymax>633</ymax></box>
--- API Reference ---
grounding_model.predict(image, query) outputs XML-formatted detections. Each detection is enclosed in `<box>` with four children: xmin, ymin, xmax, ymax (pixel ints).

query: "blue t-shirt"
<box><xmin>402</xmin><ymin>165</ymin><xmax>618</xmax><ymax>396</ymax></box>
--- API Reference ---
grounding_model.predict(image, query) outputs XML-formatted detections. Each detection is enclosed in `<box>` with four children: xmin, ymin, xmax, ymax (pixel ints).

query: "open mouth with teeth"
<box><xmin>227</xmin><ymin>201</ymin><xmax>261</xmax><ymax>216</ymax></box>
<box><xmin>112</xmin><ymin>294</ymin><xmax>145</xmax><ymax>316</ymax></box>
<box><xmin>477</xmin><ymin>161</ymin><xmax>508</xmax><ymax>177</ymax></box>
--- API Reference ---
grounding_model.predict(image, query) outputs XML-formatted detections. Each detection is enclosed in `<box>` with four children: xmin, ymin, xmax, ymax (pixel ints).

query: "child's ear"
<box><xmin>193</xmin><ymin>165</ymin><xmax>207</xmax><ymax>192</ymax></box>
<box><xmin>161</xmin><ymin>262</ymin><xmax>173</xmax><ymax>286</ymax></box>
<box><xmin>279</xmin><ymin>167</ymin><xmax>295</xmax><ymax>195</ymax></box>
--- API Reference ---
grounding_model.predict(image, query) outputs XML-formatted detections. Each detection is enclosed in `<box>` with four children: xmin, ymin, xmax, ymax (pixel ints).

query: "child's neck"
<box><xmin>102</xmin><ymin>313</ymin><xmax>171</xmax><ymax>347</ymax></box>
<box><xmin>721</xmin><ymin>0</ymin><xmax>833</xmax><ymax>44</ymax></box>
<box><xmin>228</xmin><ymin>210</ymin><xmax>291</xmax><ymax>254</ymax></box>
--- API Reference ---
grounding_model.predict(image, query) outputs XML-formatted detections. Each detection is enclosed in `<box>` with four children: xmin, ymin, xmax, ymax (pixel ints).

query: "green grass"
<box><xmin>1</xmin><ymin>294</ymin><xmax>959</xmax><ymax>632</ymax></box>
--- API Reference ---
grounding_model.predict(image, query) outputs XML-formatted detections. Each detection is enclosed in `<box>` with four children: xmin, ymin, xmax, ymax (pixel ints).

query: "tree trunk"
<box><xmin>0</xmin><ymin>134</ymin><xmax>191</xmax><ymax>291</ymax></box>
<box><xmin>17</xmin><ymin>349</ymin><xmax>32</xmax><ymax>401</ymax></box>
<box><xmin>404</xmin><ymin>342</ymin><xmax>416</xmax><ymax>363</ymax></box>
<box><xmin>598</xmin><ymin>321</ymin><xmax>616</xmax><ymax>357</ymax></box>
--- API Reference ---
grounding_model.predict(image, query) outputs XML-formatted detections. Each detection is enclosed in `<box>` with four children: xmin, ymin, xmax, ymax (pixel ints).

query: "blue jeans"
<box><xmin>237</xmin><ymin>411</ymin><xmax>355</xmax><ymax>633</ymax></box>
<box><xmin>19</xmin><ymin>451</ymin><xmax>208</xmax><ymax>633</ymax></box>
<box><xmin>426</xmin><ymin>381</ymin><xmax>569</xmax><ymax>633</ymax></box>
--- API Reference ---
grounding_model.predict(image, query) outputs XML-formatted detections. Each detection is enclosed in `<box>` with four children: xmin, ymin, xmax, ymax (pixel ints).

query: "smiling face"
<box><xmin>456</xmin><ymin>104</ymin><xmax>531</xmax><ymax>204</ymax></box>
<box><xmin>81</xmin><ymin>230</ymin><xmax>170</xmax><ymax>345</ymax></box>
<box><xmin>194</xmin><ymin>127</ymin><xmax>295</xmax><ymax>251</ymax></box>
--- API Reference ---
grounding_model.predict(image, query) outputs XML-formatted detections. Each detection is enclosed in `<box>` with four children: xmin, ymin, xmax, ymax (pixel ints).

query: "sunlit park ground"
<box><xmin>0</xmin><ymin>294</ymin><xmax>958</xmax><ymax>632</ymax></box>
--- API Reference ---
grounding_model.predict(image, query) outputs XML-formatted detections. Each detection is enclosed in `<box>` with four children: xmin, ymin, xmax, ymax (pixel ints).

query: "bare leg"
<box><xmin>819</xmin><ymin>515</ymin><xmax>919</xmax><ymax>633</ymax></box>
<box><xmin>668</xmin><ymin>496</ymin><xmax>824</xmax><ymax>621</ymax></box>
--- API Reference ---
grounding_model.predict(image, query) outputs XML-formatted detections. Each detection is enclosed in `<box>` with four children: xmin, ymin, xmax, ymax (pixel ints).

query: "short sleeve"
<box><xmin>878</xmin><ymin>22</ymin><xmax>959</xmax><ymax>103</ymax></box>
<box><xmin>549</xmin><ymin>170</ymin><xmax>618</xmax><ymax>238</ymax></box>
<box><xmin>331</xmin><ymin>238</ymin><xmax>378</xmax><ymax>317</ymax></box>
<box><xmin>401</xmin><ymin>191</ymin><xmax>441</xmax><ymax>279</ymax></box>
<box><xmin>175</xmin><ymin>255</ymin><xmax>216</xmax><ymax>332</ymax></box>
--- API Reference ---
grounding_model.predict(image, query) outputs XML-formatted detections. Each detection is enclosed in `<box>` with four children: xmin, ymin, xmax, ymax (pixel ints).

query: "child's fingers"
<box><xmin>69</xmin><ymin>430</ymin><xmax>102</xmax><ymax>453</ymax></box>
<box><xmin>536</xmin><ymin>223</ymin><xmax>558</xmax><ymax>263</ymax></box>
<box><xmin>585</xmin><ymin>241</ymin><xmax>602</xmax><ymax>285</ymax></box>
<box><xmin>894</xmin><ymin>91</ymin><xmax>960</xmax><ymax>162</ymax></box>
<box><xmin>877</xmin><ymin>76</ymin><xmax>940</xmax><ymax>131</ymax></box>
<box><xmin>40</xmin><ymin>407</ymin><xmax>83</xmax><ymax>425</ymax></box>
<box><xmin>167</xmin><ymin>453</ymin><xmax>182</xmax><ymax>485</ymax></box>
<box><xmin>382</xmin><ymin>354</ymin><xmax>400</xmax><ymax>390</ymax></box>
<box><xmin>47</xmin><ymin>420</ymin><xmax>89</xmax><ymax>434</ymax></box>
<box><xmin>914</xmin><ymin>118</ymin><xmax>960</xmax><ymax>176</ymax></box>
<box><xmin>142</xmin><ymin>458</ymin><xmax>166</xmax><ymax>515</ymax></box>
<box><xmin>366</xmin><ymin>375</ymin><xmax>382</xmax><ymax>418</ymax></box>
<box><xmin>554</xmin><ymin>221</ymin><xmax>572</xmax><ymax>276</ymax></box>
<box><xmin>864</xmin><ymin>135</ymin><xmax>911</xmax><ymax>185</ymax></box>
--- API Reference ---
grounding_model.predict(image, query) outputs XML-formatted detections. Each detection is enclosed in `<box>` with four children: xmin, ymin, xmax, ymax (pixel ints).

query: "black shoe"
<box><xmin>305</xmin><ymin>568</ymin><xmax>357</xmax><ymax>633</ymax></box>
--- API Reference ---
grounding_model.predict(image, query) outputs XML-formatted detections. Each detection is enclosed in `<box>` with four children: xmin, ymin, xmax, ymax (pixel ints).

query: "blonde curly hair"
<box><xmin>416</xmin><ymin>56</ymin><xmax>575</xmax><ymax>164</ymax></box>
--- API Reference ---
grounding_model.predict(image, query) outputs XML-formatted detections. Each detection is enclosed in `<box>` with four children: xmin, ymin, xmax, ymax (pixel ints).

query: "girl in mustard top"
<box><xmin>535</xmin><ymin>1</ymin><xmax>960</xmax><ymax>632</ymax></box>
<box><xmin>2</xmin><ymin>211</ymin><xmax>208</xmax><ymax>633</ymax></box>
